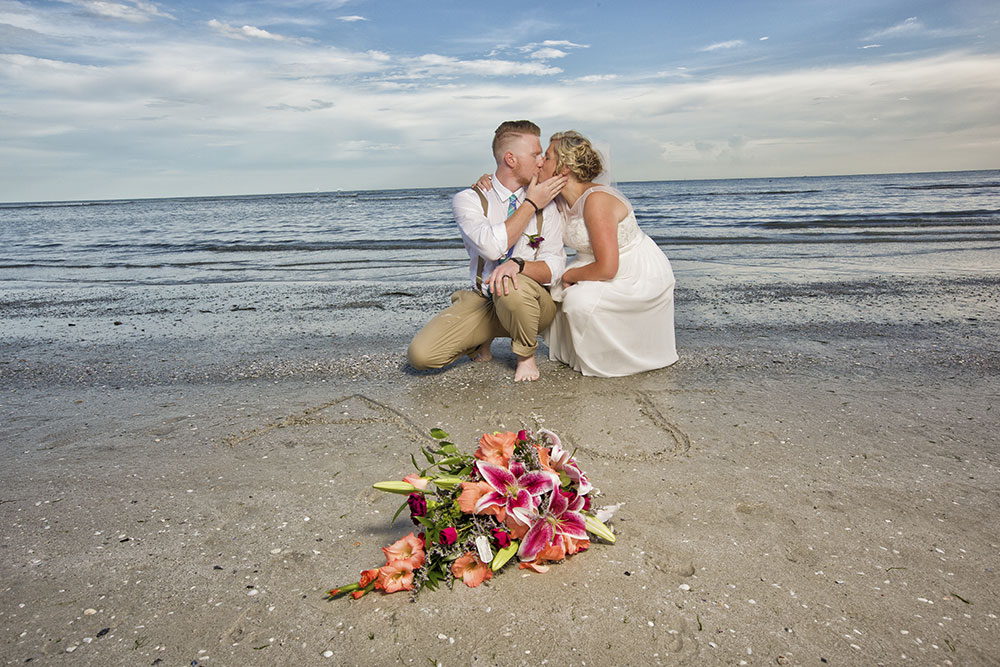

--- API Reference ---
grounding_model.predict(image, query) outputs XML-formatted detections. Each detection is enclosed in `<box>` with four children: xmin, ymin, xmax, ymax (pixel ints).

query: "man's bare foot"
<box><xmin>514</xmin><ymin>355</ymin><xmax>540</xmax><ymax>382</ymax></box>
<box><xmin>472</xmin><ymin>340</ymin><xmax>493</xmax><ymax>362</ymax></box>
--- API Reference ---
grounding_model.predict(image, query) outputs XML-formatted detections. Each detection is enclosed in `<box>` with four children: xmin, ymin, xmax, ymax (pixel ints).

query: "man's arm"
<box><xmin>485</xmin><ymin>201</ymin><xmax>564</xmax><ymax>296</ymax></box>
<box><xmin>453</xmin><ymin>189</ymin><xmax>509</xmax><ymax>261</ymax></box>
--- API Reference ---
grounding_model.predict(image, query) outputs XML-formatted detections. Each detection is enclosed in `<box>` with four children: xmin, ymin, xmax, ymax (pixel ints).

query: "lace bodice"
<box><xmin>561</xmin><ymin>185</ymin><xmax>643</xmax><ymax>255</ymax></box>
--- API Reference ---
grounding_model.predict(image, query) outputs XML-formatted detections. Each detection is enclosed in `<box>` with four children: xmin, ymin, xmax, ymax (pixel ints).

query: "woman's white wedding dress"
<box><xmin>547</xmin><ymin>185</ymin><xmax>678</xmax><ymax>377</ymax></box>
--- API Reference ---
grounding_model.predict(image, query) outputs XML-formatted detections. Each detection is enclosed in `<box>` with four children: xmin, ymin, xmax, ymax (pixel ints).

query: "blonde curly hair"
<box><xmin>549</xmin><ymin>131</ymin><xmax>603</xmax><ymax>182</ymax></box>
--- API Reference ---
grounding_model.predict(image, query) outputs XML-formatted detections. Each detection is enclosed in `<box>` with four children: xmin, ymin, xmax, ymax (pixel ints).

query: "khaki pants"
<box><xmin>407</xmin><ymin>277</ymin><xmax>556</xmax><ymax>369</ymax></box>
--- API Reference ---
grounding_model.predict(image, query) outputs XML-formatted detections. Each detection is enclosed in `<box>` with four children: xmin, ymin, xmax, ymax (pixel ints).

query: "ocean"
<box><xmin>2</xmin><ymin>170</ymin><xmax>998</xmax><ymax>292</ymax></box>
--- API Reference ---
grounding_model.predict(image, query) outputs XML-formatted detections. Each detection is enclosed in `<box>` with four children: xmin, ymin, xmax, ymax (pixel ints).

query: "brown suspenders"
<box><xmin>473</xmin><ymin>188</ymin><xmax>543</xmax><ymax>293</ymax></box>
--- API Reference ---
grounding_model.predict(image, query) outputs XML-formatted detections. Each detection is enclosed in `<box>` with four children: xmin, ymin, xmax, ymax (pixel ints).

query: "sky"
<box><xmin>1</xmin><ymin>0</ymin><xmax>999</xmax><ymax>202</ymax></box>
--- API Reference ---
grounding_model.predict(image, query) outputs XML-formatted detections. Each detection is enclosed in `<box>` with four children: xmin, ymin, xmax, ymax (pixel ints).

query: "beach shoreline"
<box><xmin>2</xmin><ymin>266</ymin><xmax>999</xmax><ymax>665</ymax></box>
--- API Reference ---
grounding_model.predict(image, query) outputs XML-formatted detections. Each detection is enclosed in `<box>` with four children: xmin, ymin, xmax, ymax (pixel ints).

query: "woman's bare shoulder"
<box><xmin>583</xmin><ymin>189</ymin><xmax>627</xmax><ymax>223</ymax></box>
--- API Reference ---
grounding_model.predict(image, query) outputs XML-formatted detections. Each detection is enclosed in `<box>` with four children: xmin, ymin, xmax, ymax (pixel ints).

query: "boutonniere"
<box><xmin>525</xmin><ymin>232</ymin><xmax>544</xmax><ymax>249</ymax></box>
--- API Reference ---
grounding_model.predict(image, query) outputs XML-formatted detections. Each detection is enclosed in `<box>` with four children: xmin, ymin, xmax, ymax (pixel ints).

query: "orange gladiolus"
<box><xmin>451</xmin><ymin>552</ymin><xmax>493</xmax><ymax>588</ymax></box>
<box><xmin>519</xmin><ymin>533</ymin><xmax>589</xmax><ymax>573</ymax></box>
<box><xmin>503</xmin><ymin>514</ymin><xmax>529</xmax><ymax>540</ymax></box>
<box><xmin>358</xmin><ymin>568</ymin><xmax>380</xmax><ymax>589</ymax></box>
<box><xmin>536</xmin><ymin>540</ymin><xmax>567</xmax><ymax>563</ymax></box>
<box><xmin>377</xmin><ymin>562</ymin><xmax>415</xmax><ymax>593</ymax></box>
<box><xmin>457</xmin><ymin>481</ymin><xmax>506</xmax><ymax>520</ymax></box>
<box><xmin>519</xmin><ymin>542</ymin><xmax>565</xmax><ymax>574</ymax></box>
<box><xmin>381</xmin><ymin>532</ymin><xmax>426</xmax><ymax>570</ymax></box>
<box><xmin>457</xmin><ymin>481</ymin><xmax>489</xmax><ymax>513</ymax></box>
<box><xmin>533</xmin><ymin>445</ymin><xmax>554</xmax><ymax>472</ymax></box>
<box><xmin>474</xmin><ymin>431</ymin><xmax>516</xmax><ymax>468</ymax></box>
<box><xmin>564</xmin><ymin>535</ymin><xmax>590</xmax><ymax>555</ymax></box>
<box><xmin>519</xmin><ymin>560</ymin><xmax>550</xmax><ymax>573</ymax></box>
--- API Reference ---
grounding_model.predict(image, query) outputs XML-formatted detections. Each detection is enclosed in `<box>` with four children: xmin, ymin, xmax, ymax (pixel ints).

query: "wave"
<box><xmin>753</xmin><ymin>209</ymin><xmax>1000</xmax><ymax>229</ymax></box>
<box><xmin>70</xmin><ymin>238</ymin><xmax>466</xmax><ymax>253</ymax></box>
<box><xmin>649</xmin><ymin>233</ymin><xmax>1000</xmax><ymax>246</ymax></box>
<box><xmin>0</xmin><ymin>200</ymin><xmax>133</xmax><ymax>210</ymax></box>
<box><xmin>0</xmin><ymin>256</ymin><xmax>464</xmax><ymax>275</ymax></box>
<box><xmin>634</xmin><ymin>207</ymin><xmax>999</xmax><ymax>225</ymax></box>
<box><xmin>628</xmin><ymin>189</ymin><xmax>823</xmax><ymax>200</ymax></box>
<box><xmin>0</xmin><ymin>188</ymin><xmax>455</xmax><ymax>211</ymax></box>
<box><xmin>886</xmin><ymin>182</ymin><xmax>1000</xmax><ymax>191</ymax></box>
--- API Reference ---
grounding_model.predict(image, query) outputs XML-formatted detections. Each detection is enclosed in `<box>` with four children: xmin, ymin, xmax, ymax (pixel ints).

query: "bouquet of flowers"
<box><xmin>328</xmin><ymin>425</ymin><xmax>615</xmax><ymax>599</ymax></box>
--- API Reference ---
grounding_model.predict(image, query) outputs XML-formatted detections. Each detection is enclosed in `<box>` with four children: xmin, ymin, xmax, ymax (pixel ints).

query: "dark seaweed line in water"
<box><xmin>637</xmin><ymin>209</ymin><xmax>1000</xmax><ymax>228</ymax></box>
<box><xmin>0</xmin><ymin>256</ymin><xmax>465</xmax><ymax>271</ymax></box>
<box><xmin>68</xmin><ymin>238</ymin><xmax>462</xmax><ymax>253</ymax></box>
<box><xmin>755</xmin><ymin>212</ymin><xmax>1000</xmax><ymax>229</ymax></box>
<box><xmin>651</xmin><ymin>232</ymin><xmax>1000</xmax><ymax>246</ymax></box>
<box><xmin>0</xmin><ymin>188</ymin><xmax>456</xmax><ymax>210</ymax></box>
<box><xmin>628</xmin><ymin>189</ymin><xmax>824</xmax><ymax>200</ymax></box>
<box><xmin>885</xmin><ymin>182</ymin><xmax>1000</xmax><ymax>191</ymax></box>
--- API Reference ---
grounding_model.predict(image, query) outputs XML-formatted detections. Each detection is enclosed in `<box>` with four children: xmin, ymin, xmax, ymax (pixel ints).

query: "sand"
<box><xmin>1</xmin><ymin>267</ymin><xmax>998</xmax><ymax>666</ymax></box>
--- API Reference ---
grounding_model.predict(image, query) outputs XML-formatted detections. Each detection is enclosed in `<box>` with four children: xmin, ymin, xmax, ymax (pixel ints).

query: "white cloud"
<box><xmin>281</xmin><ymin>0</ymin><xmax>353</xmax><ymax>7</ymax></box>
<box><xmin>701</xmin><ymin>39</ymin><xmax>745</xmax><ymax>52</ymax></box>
<box><xmin>275</xmin><ymin>50</ymin><xmax>391</xmax><ymax>78</ymax></box>
<box><xmin>267</xmin><ymin>99</ymin><xmax>335</xmax><ymax>112</ymax></box>
<box><xmin>58</xmin><ymin>0</ymin><xmax>174</xmax><ymax>23</ymax></box>
<box><xmin>338</xmin><ymin>139</ymin><xmax>400</xmax><ymax>153</ymax></box>
<box><xmin>519</xmin><ymin>40</ymin><xmax>588</xmax><ymax>60</ymax></box>
<box><xmin>860</xmin><ymin>44</ymin><xmax>882</xmax><ymax>49</ymax></box>
<box><xmin>867</xmin><ymin>16</ymin><xmax>924</xmax><ymax>40</ymax></box>
<box><xmin>530</xmin><ymin>48</ymin><xmax>568</xmax><ymax>60</ymax></box>
<box><xmin>533</xmin><ymin>40</ymin><xmax>588</xmax><ymax>49</ymax></box>
<box><xmin>207</xmin><ymin>19</ymin><xmax>297</xmax><ymax>42</ymax></box>
<box><xmin>577</xmin><ymin>74</ymin><xmax>618</xmax><ymax>82</ymax></box>
<box><xmin>337</xmin><ymin>15</ymin><xmax>368</xmax><ymax>22</ymax></box>
<box><xmin>407</xmin><ymin>54</ymin><xmax>562</xmax><ymax>77</ymax></box>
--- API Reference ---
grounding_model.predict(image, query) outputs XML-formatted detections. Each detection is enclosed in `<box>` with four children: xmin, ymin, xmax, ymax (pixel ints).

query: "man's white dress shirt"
<box><xmin>451</xmin><ymin>174</ymin><xmax>565</xmax><ymax>296</ymax></box>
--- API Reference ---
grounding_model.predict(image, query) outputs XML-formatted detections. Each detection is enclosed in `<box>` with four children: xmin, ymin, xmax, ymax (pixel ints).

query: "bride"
<box><xmin>541</xmin><ymin>131</ymin><xmax>678</xmax><ymax>377</ymax></box>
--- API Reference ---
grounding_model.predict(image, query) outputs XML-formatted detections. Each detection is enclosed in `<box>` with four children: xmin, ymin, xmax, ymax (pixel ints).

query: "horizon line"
<box><xmin>2</xmin><ymin>167</ymin><xmax>997</xmax><ymax>207</ymax></box>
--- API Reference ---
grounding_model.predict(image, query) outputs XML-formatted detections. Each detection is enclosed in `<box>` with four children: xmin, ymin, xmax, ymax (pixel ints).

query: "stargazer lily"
<box><xmin>518</xmin><ymin>488</ymin><xmax>589</xmax><ymax>563</ymax></box>
<box><xmin>541</xmin><ymin>429</ymin><xmax>593</xmax><ymax>496</ymax></box>
<box><xmin>474</xmin><ymin>461</ymin><xmax>557</xmax><ymax>526</ymax></box>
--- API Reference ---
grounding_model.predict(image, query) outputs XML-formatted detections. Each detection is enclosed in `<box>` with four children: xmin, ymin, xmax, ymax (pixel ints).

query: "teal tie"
<box><xmin>502</xmin><ymin>194</ymin><xmax>518</xmax><ymax>262</ymax></box>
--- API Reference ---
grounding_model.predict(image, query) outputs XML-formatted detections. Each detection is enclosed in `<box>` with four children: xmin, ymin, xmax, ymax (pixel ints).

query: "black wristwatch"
<box><xmin>511</xmin><ymin>257</ymin><xmax>525</xmax><ymax>273</ymax></box>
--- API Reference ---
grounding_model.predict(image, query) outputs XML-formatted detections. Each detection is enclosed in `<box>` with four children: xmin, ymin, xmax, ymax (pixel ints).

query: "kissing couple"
<box><xmin>408</xmin><ymin>120</ymin><xmax>678</xmax><ymax>381</ymax></box>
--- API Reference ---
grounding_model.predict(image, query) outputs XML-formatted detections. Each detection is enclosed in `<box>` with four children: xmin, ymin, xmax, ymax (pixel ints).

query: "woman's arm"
<box><xmin>561</xmin><ymin>191</ymin><xmax>626</xmax><ymax>287</ymax></box>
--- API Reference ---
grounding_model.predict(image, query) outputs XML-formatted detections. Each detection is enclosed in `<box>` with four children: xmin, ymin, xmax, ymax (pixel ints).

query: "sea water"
<box><xmin>1</xmin><ymin>170</ymin><xmax>998</xmax><ymax>291</ymax></box>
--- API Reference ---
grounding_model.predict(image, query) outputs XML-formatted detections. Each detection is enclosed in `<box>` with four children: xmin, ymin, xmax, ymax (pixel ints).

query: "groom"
<box><xmin>407</xmin><ymin>120</ymin><xmax>567</xmax><ymax>381</ymax></box>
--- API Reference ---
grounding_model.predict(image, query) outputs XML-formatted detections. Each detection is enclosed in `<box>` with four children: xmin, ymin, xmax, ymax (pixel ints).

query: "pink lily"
<box><xmin>518</xmin><ymin>488</ymin><xmax>588</xmax><ymax>563</ymax></box>
<box><xmin>541</xmin><ymin>429</ymin><xmax>592</xmax><ymax>496</ymax></box>
<box><xmin>474</xmin><ymin>461</ymin><xmax>556</xmax><ymax>526</ymax></box>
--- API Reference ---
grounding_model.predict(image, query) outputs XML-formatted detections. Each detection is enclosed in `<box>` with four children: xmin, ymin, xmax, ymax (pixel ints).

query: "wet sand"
<box><xmin>1</xmin><ymin>264</ymin><xmax>999</xmax><ymax>666</ymax></box>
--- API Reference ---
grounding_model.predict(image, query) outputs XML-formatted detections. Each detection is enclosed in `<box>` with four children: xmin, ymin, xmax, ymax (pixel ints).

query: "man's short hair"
<box><xmin>492</xmin><ymin>120</ymin><xmax>541</xmax><ymax>162</ymax></box>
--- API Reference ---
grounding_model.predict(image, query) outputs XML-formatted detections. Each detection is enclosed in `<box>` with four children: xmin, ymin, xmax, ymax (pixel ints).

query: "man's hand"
<box><xmin>525</xmin><ymin>173</ymin><xmax>568</xmax><ymax>209</ymax></box>
<box><xmin>485</xmin><ymin>260</ymin><xmax>520</xmax><ymax>297</ymax></box>
<box><xmin>561</xmin><ymin>267</ymin><xmax>578</xmax><ymax>290</ymax></box>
